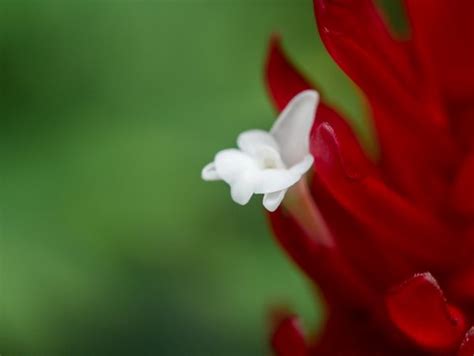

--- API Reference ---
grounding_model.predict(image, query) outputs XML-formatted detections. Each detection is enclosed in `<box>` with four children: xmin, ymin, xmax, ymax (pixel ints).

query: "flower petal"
<box><xmin>404</xmin><ymin>0</ymin><xmax>474</xmax><ymax>103</ymax></box>
<box><xmin>252</xmin><ymin>145</ymin><xmax>285</xmax><ymax>170</ymax></box>
<box><xmin>201</xmin><ymin>162</ymin><xmax>221</xmax><ymax>181</ymax></box>
<box><xmin>371</xmin><ymin>102</ymin><xmax>459</xmax><ymax>211</ymax></box>
<box><xmin>311</xmin><ymin>120</ymin><xmax>458</xmax><ymax>267</ymax></box>
<box><xmin>312</xmin><ymin>175</ymin><xmax>414</xmax><ymax>291</ymax></box>
<box><xmin>265</xmin><ymin>36</ymin><xmax>314</xmax><ymax>112</ymax></box>
<box><xmin>459</xmin><ymin>328</ymin><xmax>474</xmax><ymax>356</ymax></box>
<box><xmin>289</xmin><ymin>155</ymin><xmax>314</xmax><ymax>176</ymax></box>
<box><xmin>214</xmin><ymin>149</ymin><xmax>258</xmax><ymax>185</ymax></box>
<box><xmin>312</xmin><ymin>0</ymin><xmax>420</xmax><ymax>114</ymax></box>
<box><xmin>386</xmin><ymin>273</ymin><xmax>466</xmax><ymax>351</ymax></box>
<box><xmin>313</xmin><ymin>312</ymin><xmax>414</xmax><ymax>356</ymax></box>
<box><xmin>270</xmin><ymin>90</ymin><xmax>319</xmax><ymax>167</ymax></box>
<box><xmin>450</xmin><ymin>153</ymin><xmax>474</xmax><ymax>217</ymax></box>
<box><xmin>450</xmin><ymin>104</ymin><xmax>474</xmax><ymax>152</ymax></box>
<box><xmin>268</xmin><ymin>208</ymin><xmax>376</xmax><ymax>309</ymax></box>
<box><xmin>448</xmin><ymin>249</ymin><xmax>474</xmax><ymax>308</ymax></box>
<box><xmin>230</xmin><ymin>176</ymin><xmax>255</xmax><ymax>206</ymax></box>
<box><xmin>271</xmin><ymin>314</ymin><xmax>308</xmax><ymax>356</ymax></box>
<box><xmin>252</xmin><ymin>169</ymin><xmax>300</xmax><ymax>194</ymax></box>
<box><xmin>309</xmin><ymin>113</ymin><xmax>418</xmax><ymax>287</ymax></box>
<box><xmin>263</xmin><ymin>190</ymin><xmax>286</xmax><ymax>212</ymax></box>
<box><xmin>237</xmin><ymin>129</ymin><xmax>279</xmax><ymax>156</ymax></box>
<box><xmin>313</xmin><ymin>0</ymin><xmax>460</xmax><ymax>209</ymax></box>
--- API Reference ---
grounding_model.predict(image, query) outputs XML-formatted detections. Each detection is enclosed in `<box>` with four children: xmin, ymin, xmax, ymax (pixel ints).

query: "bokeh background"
<box><xmin>1</xmin><ymin>1</ymin><xmax>404</xmax><ymax>355</ymax></box>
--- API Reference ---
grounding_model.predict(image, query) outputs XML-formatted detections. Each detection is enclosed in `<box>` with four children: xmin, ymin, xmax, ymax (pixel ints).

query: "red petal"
<box><xmin>312</xmin><ymin>173</ymin><xmax>416</xmax><ymax>291</ymax></box>
<box><xmin>449</xmin><ymin>104</ymin><xmax>474</xmax><ymax>152</ymax></box>
<box><xmin>312</xmin><ymin>106</ymin><xmax>373</xmax><ymax>180</ymax></box>
<box><xmin>265</xmin><ymin>36</ymin><xmax>314</xmax><ymax>112</ymax></box>
<box><xmin>268</xmin><ymin>209</ymin><xmax>375</xmax><ymax>309</ymax></box>
<box><xmin>312</xmin><ymin>312</ymin><xmax>417</xmax><ymax>355</ymax></box>
<box><xmin>386</xmin><ymin>273</ymin><xmax>466</xmax><ymax>350</ymax></box>
<box><xmin>268</xmin><ymin>209</ymin><xmax>319</xmax><ymax>283</ymax></box>
<box><xmin>371</xmin><ymin>103</ymin><xmax>457</xmax><ymax>211</ymax></box>
<box><xmin>451</xmin><ymin>154</ymin><xmax>474</xmax><ymax>217</ymax></box>
<box><xmin>310</xmin><ymin>107</ymin><xmax>419</xmax><ymax>287</ymax></box>
<box><xmin>265</xmin><ymin>39</ymin><xmax>406</xmax><ymax>292</ymax></box>
<box><xmin>312</xmin><ymin>0</ymin><xmax>430</xmax><ymax>120</ymax></box>
<box><xmin>404</xmin><ymin>1</ymin><xmax>474</xmax><ymax>149</ymax></box>
<box><xmin>459</xmin><ymin>328</ymin><xmax>474</xmax><ymax>356</ymax></box>
<box><xmin>311</xmin><ymin>119</ymin><xmax>457</xmax><ymax>267</ymax></box>
<box><xmin>271</xmin><ymin>314</ymin><xmax>308</xmax><ymax>356</ymax></box>
<box><xmin>404</xmin><ymin>0</ymin><xmax>474</xmax><ymax>102</ymax></box>
<box><xmin>313</xmin><ymin>0</ymin><xmax>460</xmax><ymax>207</ymax></box>
<box><xmin>449</xmin><ymin>262</ymin><xmax>474</xmax><ymax>308</ymax></box>
<box><xmin>448</xmin><ymin>229</ymin><xmax>474</xmax><ymax>309</ymax></box>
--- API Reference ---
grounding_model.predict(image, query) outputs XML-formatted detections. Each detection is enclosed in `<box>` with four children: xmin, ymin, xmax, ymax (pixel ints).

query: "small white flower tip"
<box><xmin>230</xmin><ymin>180</ymin><xmax>254</xmax><ymax>205</ymax></box>
<box><xmin>290</xmin><ymin>154</ymin><xmax>314</xmax><ymax>176</ymax></box>
<box><xmin>263</xmin><ymin>190</ymin><xmax>286</xmax><ymax>212</ymax></box>
<box><xmin>270</xmin><ymin>89</ymin><xmax>319</xmax><ymax>167</ymax></box>
<box><xmin>303</xmin><ymin>89</ymin><xmax>319</xmax><ymax>100</ymax></box>
<box><xmin>290</xmin><ymin>89</ymin><xmax>319</xmax><ymax>104</ymax></box>
<box><xmin>201</xmin><ymin>162</ymin><xmax>220</xmax><ymax>181</ymax></box>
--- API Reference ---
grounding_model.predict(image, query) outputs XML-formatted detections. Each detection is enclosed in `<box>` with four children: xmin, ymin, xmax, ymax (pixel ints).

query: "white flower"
<box><xmin>202</xmin><ymin>90</ymin><xmax>319</xmax><ymax>212</ymax></box>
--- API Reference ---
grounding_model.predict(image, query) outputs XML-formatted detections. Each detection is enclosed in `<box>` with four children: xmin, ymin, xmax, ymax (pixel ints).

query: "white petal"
<box><xmin>230</xmin><ymin>178</ymin><xmax>255</xmax><ymax>205</ymax></box>
<box><xmin>201</xmin><ymin>162</ymin><xmax>221</xmax><ymax>181</ymax></box>
<box><xmin>270</xmin><ymin>90</ymin><xmax>319</xmax><ymax>166</ymax></box>
<box><xmin>252</xmin><ymin>145</ymin><xmax>285</xmax><ymax>169</ymax></box>
<box><xmin>237</xmin><ymin>129</ymin><xmax>279</xmax><ymax>156</ymax></box>
<box><xmin>289</xmin><ymin>154</ymin><xmax>314</xmax><ymax>176</ymax></box>
<box><xmin>252</xmin><ymin>169</ymin><xmax>300</xmax><ymax>194</ymax></box>
<box><xmin>214</xmin><ymin>149</ymin><xmax>259</xmax><ymax>185</ymax></box>
<box><xmin>263</xmin><ymin>190</ymin><xmax>286</xmax><ymax>212</ymax></box>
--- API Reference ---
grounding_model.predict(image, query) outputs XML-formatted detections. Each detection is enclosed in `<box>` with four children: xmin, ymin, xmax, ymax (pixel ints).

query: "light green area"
<box><xmin>0</xmin><ymin>1</ymin><xmax>385</xmax><ymax>354</ymax></box>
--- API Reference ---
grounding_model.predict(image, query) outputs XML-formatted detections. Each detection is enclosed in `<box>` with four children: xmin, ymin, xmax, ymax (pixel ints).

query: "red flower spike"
<box><xmin>459</xmin><ymin>328</ymin><xmax>474</xmax><ymax>356</ymax></box>
<box><xmin>268</xmin><ymin>208</ymin><xmax>376</xmax><ymax>309</ymax></box>
<box><xmin>312</xmin><ymin>0</ymin><xmax>461</xmax><ymax>209</ymax></box>
<box><xmin>311</xmin><ymin>120</ymin><xmax>457</xmax><ymax>267</ymax></box>
<box><xmin>311</xmin><ymin>173</ymin><xmax>416</xmax><ymax>291</ymax></box>
<box><xmin>258</xmin><ymin>1</ymin><xmax>474</xmax><ymax>355</ymax></box>
<box><xmin>404</xmin><ymin>1</ymin><xmax>474</xmax><ymax>102</ymax></box>
<box><xmin>313</xmin><ymin>0</ymin><xmax>418</xmax><ymax>104</ymax></box>
<box><xmin>265</xmin><ymin>36</ymin><xmax>314</xmax><ymax>112</ymax></box>
<box><xmin>386</xmin><ymin>273</ymin><xmax>466</xmax><ymax>351</ymax></box>
<box><xmin>265</xmin><ymin>36</ymin><xmax>353</xmax><ymax>143</ymax></box>
<box><xmin>271</xmin><ymin>314</ymin><xmax>308</xmax><ymax>356</ymax></box>
<box><xmin>404</xmin><ymin>0</ymin><xmax>474</xmax><ymax>151</ymax></box>
<box><xmin>312</xmin><ymin>312</ymin><xmax>419</xmax><ymax>356</ymax></box>
<box><xmin>311</xmin><ymin>119</ymin><xmax>373</xmax><ymax>181</ymax></box>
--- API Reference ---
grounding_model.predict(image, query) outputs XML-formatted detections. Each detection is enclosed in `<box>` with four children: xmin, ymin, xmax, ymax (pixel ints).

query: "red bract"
<box><xmin>265</xmin><ymin>1</ymin><xmax>474</xmax><ymax>355</ymax></box>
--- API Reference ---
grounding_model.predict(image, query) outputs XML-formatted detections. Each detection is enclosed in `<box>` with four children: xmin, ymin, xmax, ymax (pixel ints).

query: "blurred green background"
<box><xmin>0</xmin><ymin>1</ymin><xmax>403</xmax><ymax>355</ymax></box>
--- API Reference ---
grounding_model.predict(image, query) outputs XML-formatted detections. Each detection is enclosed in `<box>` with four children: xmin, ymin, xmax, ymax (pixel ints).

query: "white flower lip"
<box><xmin>201</xmin><ymin>90</ymin><xmax>319</xmax><ymax>212</ymax></box>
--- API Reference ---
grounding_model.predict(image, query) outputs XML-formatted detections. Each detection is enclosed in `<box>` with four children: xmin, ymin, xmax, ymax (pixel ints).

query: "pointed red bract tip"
<box><xmin>459</xmin><ymin>328</ymin><xmax>474</xmax><ymax>356</ymax></box>
<box><xmin>271</xmin><ymin>314</ymin><xmax>308</xmax><ymax>356</ymax></box>
<box><xmin>312</xmin><ymin>121</ymin><xmax>373</xmax><ymax>181</ymax></box>
<box><xmin>386</xmin><ymin>273</ymin><xmax>467</xmax><ymax>351</ymax></box>
<box><xmin>265</xmin><ymin>36</ymin><xmax>314</xmax><ymax>112</ymax></box>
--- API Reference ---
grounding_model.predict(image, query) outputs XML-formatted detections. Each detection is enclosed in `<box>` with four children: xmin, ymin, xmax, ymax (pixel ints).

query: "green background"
<box><xmin>0</xmin><ymin>1</ymin><xmax>403</xmax><ymax>354</ymax></box>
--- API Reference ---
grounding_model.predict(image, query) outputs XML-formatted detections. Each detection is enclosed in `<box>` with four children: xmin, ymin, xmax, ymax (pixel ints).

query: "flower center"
<box><xmin>262</xmin><ymin>155</ymin><xmax>280</xmax><ymax>169</ymax></box>
<box><xmin>255</xmin><ymin>145</ymin><xmax>285</xmax><ymax>170</ymax></box>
